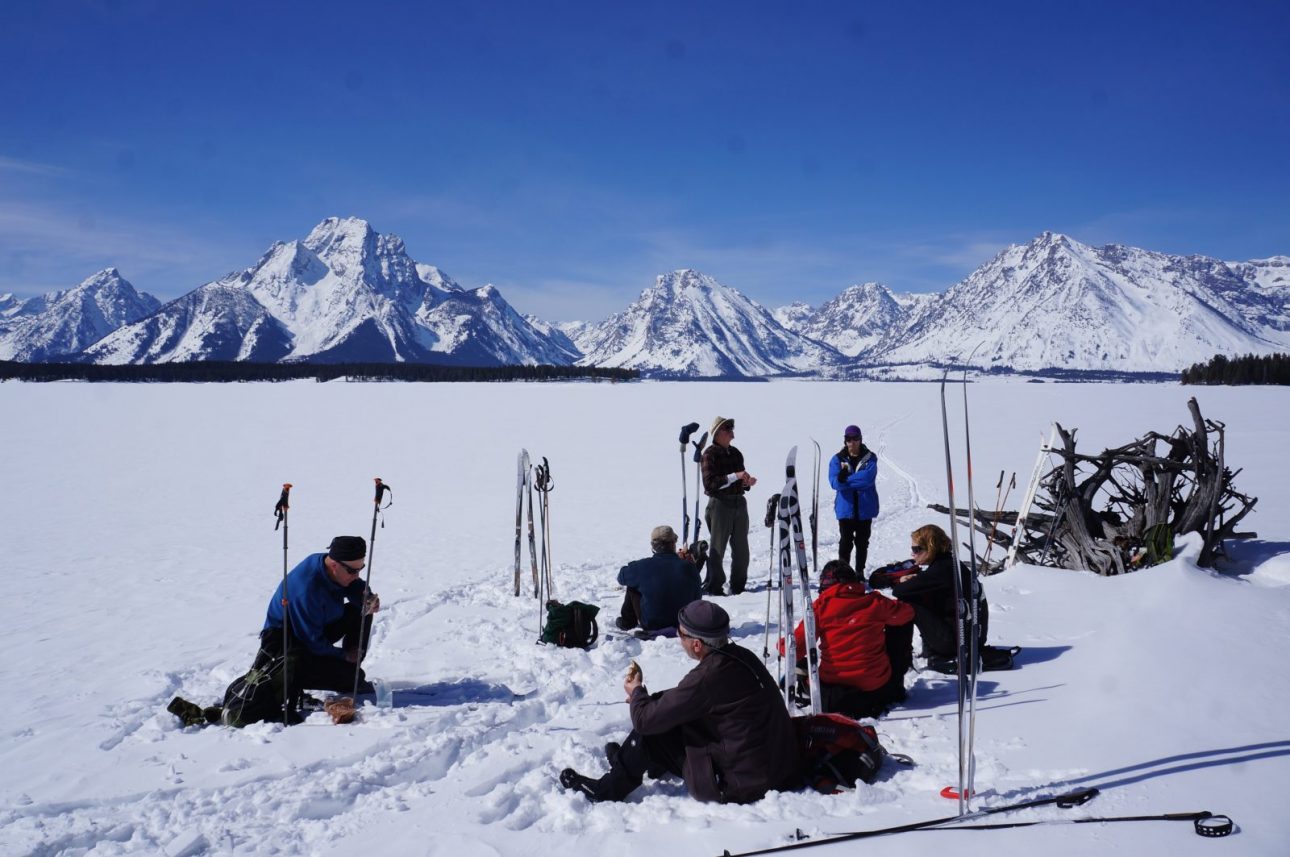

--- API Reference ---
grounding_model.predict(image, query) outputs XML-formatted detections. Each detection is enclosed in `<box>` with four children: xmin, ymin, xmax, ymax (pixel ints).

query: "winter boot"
<box><xmin>559</xmin><ymin>768</ymin><xmax>604</xmax><ymax>802</ymax></box>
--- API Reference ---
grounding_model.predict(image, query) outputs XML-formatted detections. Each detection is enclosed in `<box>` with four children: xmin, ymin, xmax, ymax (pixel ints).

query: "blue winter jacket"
<box><xmin>263</xmin><ymin>552</ymin><xmax>367</xmax><ymax>659</ymax></box>
<box><xmin>829</xmin><ymin>446</ymin><xmax>879</xmax><ymax>521</ymax></box>
<box><xmin>618</xmin><ymin>551</ymin><xmax>703</xmax><ymax>630</ymax></box>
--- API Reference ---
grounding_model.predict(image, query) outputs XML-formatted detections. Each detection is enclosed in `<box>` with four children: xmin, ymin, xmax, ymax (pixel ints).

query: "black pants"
<box><xmin>838</xmin><ymin>518</ymin><xmax>873</xmax><ymax>572</ymax></box>
<box><xmin>910</xmin><ymin>600</ymin><xmax>989</xmax><ymax>658</ymax></box>
<box><xmin>590</xmin><ymin>727</ymin><xmax>689</xmax><ymax>801</ymax></box>
<box><xmin>819</xmin><ymin>621</ymin><xmax>913</xmax><ymax>719</ymax></box>
<box><xmin>257</xmin><ymin>602</ymin><xmax>374</xmax><ymax>695</ymax></box>
<box><xmin>617</xmin><ymin>588</ymin><xmax>644</xmax><ymax>630</ymax></box>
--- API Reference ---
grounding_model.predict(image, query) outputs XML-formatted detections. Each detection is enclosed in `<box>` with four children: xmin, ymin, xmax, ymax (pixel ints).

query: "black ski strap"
<box><xmin>535</xmin><ymin>458</ymin><xmax>554</xmax><ymax>493</ymax></box>
<box><xmin>373</xmin><ymin>478</ymin><xmax>392</xmax><ymax>527</ymax></box>
<box><xmin>274</xmin><ymin>483</ymin><xmax>292</xmax><ymax>531</ymax></box>
<box><xmin>764</xmin><ymin>494</ymin><xmax>781</xmax><ymax>528</ymax></box>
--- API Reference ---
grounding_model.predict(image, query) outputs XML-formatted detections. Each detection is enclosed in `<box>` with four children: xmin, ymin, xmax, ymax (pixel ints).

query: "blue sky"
<box><xmin>2</xmin><ymin>1</ymin><xmax>1288</xmax><ymax>321</ymax></box>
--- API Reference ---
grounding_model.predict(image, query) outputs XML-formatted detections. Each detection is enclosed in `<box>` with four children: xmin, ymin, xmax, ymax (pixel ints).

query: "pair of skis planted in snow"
<box><xmin>514</xmin><ymin>449</ymin><xmax>556</xmax><ymax>606</ymax></box>
<box><xmin>774</xmin><ymin>443</ymin><xmax>823</xmax><ymax>715</ymax></box>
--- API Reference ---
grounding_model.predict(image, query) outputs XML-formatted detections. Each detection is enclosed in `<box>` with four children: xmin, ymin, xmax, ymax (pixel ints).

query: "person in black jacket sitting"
<box><xmin>869</xmin><ymin>524</ymin><xmax>987</xmax><ymax>663</ymax></box>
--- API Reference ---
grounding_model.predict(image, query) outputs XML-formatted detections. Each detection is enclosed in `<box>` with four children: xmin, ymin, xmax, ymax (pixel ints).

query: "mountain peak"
<box><xmin>303</xmin><ymin>216</ymin><xmax>377</xmax><ymax>255</ymax></box>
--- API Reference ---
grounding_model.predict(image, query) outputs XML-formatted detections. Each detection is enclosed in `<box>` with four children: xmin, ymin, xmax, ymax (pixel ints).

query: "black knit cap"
<box><xmin>328</xmin><ymin>535</ymin><xmax>367</xmax><ymax>562</ymax></box>
<box><xmin>678</xmin><ymin>599</ymin><xmax>729</xmax><ymax>639</ymax></box>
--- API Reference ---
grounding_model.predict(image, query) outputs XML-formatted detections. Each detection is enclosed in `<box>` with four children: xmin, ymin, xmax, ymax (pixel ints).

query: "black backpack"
<box><xmin>540</xmin><ymin>600</ymin><xmax>600</xmax><ymax>649</ymax></box>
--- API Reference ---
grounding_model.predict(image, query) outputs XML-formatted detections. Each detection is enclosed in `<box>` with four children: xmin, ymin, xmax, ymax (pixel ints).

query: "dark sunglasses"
<box><xmin>336</xmin><ymin>559</ymin><xmax>365</xmax><ymax>575</ymax></box>
<box><xmin>911</xmin><ymin>545</ymin><xmax>927</xmax><ymax>554</ymax></box>
<box><xmin>844</xmin><ymin>436</ymin><xmax>861</xmax><ymax>442</ymax></box>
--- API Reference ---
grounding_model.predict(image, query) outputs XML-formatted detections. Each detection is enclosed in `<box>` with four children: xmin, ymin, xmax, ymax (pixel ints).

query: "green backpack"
<box><xmin>540</xmin><ymin>600</ymin><xmax>600</xmax><ymax>649</ymax></box>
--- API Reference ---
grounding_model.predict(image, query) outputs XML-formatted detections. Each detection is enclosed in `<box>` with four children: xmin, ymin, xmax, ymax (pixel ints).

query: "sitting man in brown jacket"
<box><xmin>559</xmin><ymin>600</ymin><xmax>800</xmax><ymax>803</ymax></box>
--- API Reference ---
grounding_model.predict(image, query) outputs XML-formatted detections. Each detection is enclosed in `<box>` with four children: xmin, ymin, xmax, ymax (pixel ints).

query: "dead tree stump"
<box><xmin>1001</xmin><ymin>398</ymin><xmax>1256</xmax><ymax>574</ymax></box>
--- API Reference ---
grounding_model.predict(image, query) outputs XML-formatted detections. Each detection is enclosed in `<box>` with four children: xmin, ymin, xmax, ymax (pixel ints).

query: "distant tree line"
<box><xmin>0</xmin><ymin>360</ymin><xmax>639</xmax><ymax>384</ymax></box>
<box><xmin>1181</xmin><ymin>353</ymin><xmax>1290</xmax><ymax>386</ymax></box>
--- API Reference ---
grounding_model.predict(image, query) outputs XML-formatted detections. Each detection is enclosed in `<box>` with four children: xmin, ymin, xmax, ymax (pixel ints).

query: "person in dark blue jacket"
<box><xmin>257</xmin><ymin>535</ymin><xmax>380</xmax><ymax>695</ymax></box>
<box><xmin>615</xmin><ymin>525</ymin><xmax>703</xmax><ymax>633</ymax></box>
<box><xmin>829</xmin><ymin>425</ymin><xmax>879</xmax><ymax>572</ymax></box>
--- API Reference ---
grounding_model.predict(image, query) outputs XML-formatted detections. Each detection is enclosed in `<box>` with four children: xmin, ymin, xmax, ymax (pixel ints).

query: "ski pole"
<box><xmin>691</xmin><ymin>431</ymin><xmax>708</xmax><ymax>547</ymax></box>
<box><xmin>917</xmin><ymin>810</ymin><xmax>1233</xmax><ymax>837</ymax></box>
<box><xmin>679</xmin><ymin>423</ymin><xmax>699</xmax><ymax>542</ymax></box>
<box><xmin>535</xmin><ymin>458</ymin><xmax>555</xmax><ymax>601</ymax></box>
<box><xmin>274</xmin><ymin>483</ymin><xmax>292</xmax><ymax>724</ymax></box>
<box><xmin>762</xmin><ymin>493</ymin><xmax>780</xmax><ymax>662</ymax></box>
<box><xmin>351</xmin><ymin>477</ymin><xmax>392</xmax><ymax>701</ymax></box>
<box><xmin>717</xmin><ymin>786</ymin><xmax>1100</xmax><ymax>857</ymax></box>
<box><xmin>939</xmin><ymin>369</ymin><xmax>968</xmax><ymax>814</ymax></box>
<box><xmin>961</xmin><ymin>366</ymin><xmax>982</xmax><ymax>803</ymax></box>
<box><xmin>809</xmin><ymin>439</ymin><xmax>821</xmax><ymax>575</ymax></box>
<box><xmin>983</xmin><ymin>472</ymin><xmax>1016</xmax><ymax>569</ymax></box>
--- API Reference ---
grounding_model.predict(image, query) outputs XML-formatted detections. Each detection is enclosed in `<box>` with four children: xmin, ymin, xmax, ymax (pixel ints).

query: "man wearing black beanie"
<box><xmin>257</xmin><ymin>535</ymin><xmax>380</xmax><ymax>696</ymax></box>
<box><xmin>559</xmin><ymin>600</ymin><xmax>800</xmax><ymax>803</ymax></box>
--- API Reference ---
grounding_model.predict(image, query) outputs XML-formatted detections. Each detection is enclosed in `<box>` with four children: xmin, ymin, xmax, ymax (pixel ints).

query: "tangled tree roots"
<box><xmin>933</xmin><ymin>398</ymin><xmax>1257</xmax><ymax>575</ymax></box>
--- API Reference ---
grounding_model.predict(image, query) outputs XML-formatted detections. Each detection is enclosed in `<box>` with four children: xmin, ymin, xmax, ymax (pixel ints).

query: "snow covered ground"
<box><xmin>3</xmin><ymin>379</ymin><xmax>1288</xmax><ymax>856</ymax></box>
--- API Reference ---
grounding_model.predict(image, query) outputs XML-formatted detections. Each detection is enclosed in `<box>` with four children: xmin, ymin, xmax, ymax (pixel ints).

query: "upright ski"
<box><xmin>778</xmin><ymin>446</ymin><xmax>822</xmax><ymax>714</ymax></box>
<box><xmin>515</xmin><ymin>451</ymin><xmax>528</xmax><ymax>596</ymax></box>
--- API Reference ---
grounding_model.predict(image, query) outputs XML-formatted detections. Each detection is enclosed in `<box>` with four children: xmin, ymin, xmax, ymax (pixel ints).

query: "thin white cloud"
<box><xmin>0</xmin><ymin>155</ymin><xmax>70</xmax><ymax>177</ymax></box>
<box><xmin>0</xmin><ymin>201</ymin><xmax>243</xmax><ymax>298</ymax></box>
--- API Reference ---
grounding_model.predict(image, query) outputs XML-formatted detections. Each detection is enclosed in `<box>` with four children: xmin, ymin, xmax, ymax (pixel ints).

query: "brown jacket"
<box><xmin>629</xmin><ymin>643</ymin><xmax>800</xmax><ymax>803</ymax></box>
<box><xmin>702</xmin><ymin>443</ymin><xmax>747</xmax><ymax>497</ymax></box>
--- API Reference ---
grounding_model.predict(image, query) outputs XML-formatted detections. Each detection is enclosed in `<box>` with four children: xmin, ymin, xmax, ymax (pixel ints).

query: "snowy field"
<box><xmin>3</xmin><ymin>379</ymin><xmax>1289</xmax><ymax>857</ymax></box>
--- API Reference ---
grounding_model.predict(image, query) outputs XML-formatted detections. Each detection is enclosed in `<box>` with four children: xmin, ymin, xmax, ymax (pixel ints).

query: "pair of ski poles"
<box><xmin>273</xmin><ymin>478</ymin><xmax>392</xmax><ymax>719</ymax></box>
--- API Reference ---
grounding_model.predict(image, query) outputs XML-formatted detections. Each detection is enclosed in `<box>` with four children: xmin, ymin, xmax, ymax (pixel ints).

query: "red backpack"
<box><xmin>793</xmin><ymin>713</ymin><xmax>891</xmax><ymax>792</ymax></box>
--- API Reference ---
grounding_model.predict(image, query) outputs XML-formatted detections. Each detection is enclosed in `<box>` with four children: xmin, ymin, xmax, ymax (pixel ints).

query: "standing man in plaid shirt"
<box><xmin>700</xmin><ymin>416</ymin><xmax>757</xmax><ymax>595</ymax></box>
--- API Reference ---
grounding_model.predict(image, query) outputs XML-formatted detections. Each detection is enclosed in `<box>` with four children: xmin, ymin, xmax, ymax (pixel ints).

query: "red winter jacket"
<box><xmin>784</xmin><ymin>583</ymin><xmax>914</xmax><ymax>692</ymax></box>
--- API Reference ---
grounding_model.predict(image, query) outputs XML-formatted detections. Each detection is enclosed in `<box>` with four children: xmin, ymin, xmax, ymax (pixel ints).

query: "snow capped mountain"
<box><xmin>771</xmin><ymin>301</ymin><xmax>814</xmax><ymax>331</ymax></box>
<box><xmin>862</xmin><ymin>232</ymin><xmax>1290</xmax><ymax>373</ymax></box>
<box><xmin>1228</xmin><ymin>256</ymin><xmax>1290</xmax><ymax>330</ymax></box>
<box><xmin>575</xmin><ymin>269</ymin><xmax>839</xmax><ymax>377</ymax></box>
<box><xmin>83</xmin><ymin>218</ymin><xmax>574</xmax><ymax>366</ymax></box>
<box><xmin>8</xmin><ymin>222</ymin><xmax>1285</xmax><ymax>377</ymax></box>
<box><xmin>787</xmin><ymin>283</ymin><xmax>911</xmax><ymax>357</ymax></box>
<box><xmin>0</xmin><ymin>269</ymin><xmax>160</xmax><ymax>361</ymax></box>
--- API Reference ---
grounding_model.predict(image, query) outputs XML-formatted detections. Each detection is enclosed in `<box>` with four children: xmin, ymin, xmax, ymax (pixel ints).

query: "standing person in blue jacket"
<box><xmin>257</xmin><ymin>535</ymin><xmax>380</xmax><ymax>696</ymax></box>
<box><xmin>615</xmin><ymin>525</ymin><xmax>703</xmax><ymax>633</ymax></box>
<box><xmin>829</xmin><ymin>424</ymin><xmax>879</xmax><ymax>572</ymax></box>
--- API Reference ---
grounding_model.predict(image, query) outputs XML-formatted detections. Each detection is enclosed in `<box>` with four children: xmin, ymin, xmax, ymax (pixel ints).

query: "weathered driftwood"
<box><xmin>993</xmin><ymin>398</ymin><xmax>1257</xmax><ymax>574</ymax></box>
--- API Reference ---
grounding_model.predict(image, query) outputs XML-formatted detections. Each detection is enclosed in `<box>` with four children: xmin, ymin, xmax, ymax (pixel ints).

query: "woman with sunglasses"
<box><xmin>869</xmin><ymin>524</ymin><xmax>989</xmax><ymax>666</ymax></box>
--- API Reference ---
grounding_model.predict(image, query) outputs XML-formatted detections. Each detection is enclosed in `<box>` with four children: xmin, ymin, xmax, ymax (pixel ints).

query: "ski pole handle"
<box><xmin>373</xmin><ymin>477</ymin><xmax>391</xmax><ymax>507</ymax></box>
<box><xmin>274</xmin><ymin>483</ymin><xmax>292</xmax><ymax>530</ymax></box>
<box><xmin>679</xmin><ymin>422</ymin><xmax>700</xmax><ymax>451</ymax></box>
<box><xmin>692</xmin><ymin>431</ymin><xmax>708</xmax><ymax>462</ymax></box>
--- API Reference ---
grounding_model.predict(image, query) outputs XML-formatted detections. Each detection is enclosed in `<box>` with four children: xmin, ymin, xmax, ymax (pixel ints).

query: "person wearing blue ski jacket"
<box><xmin>259</xmin><ymin>535</ymin><xmax>379</xmax><ymax>694</ymax></box>
<box><xmin>829</xmin><ymin>424</ymin><xmax>879</xmax><ymax>572</ymax></box>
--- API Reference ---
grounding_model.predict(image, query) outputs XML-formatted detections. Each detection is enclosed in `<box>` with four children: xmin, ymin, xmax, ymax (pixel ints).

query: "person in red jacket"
<box><xmin>784</xmin><ymin>560</ymin><xmax>914</xmax><ymax>718</ymax></box>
